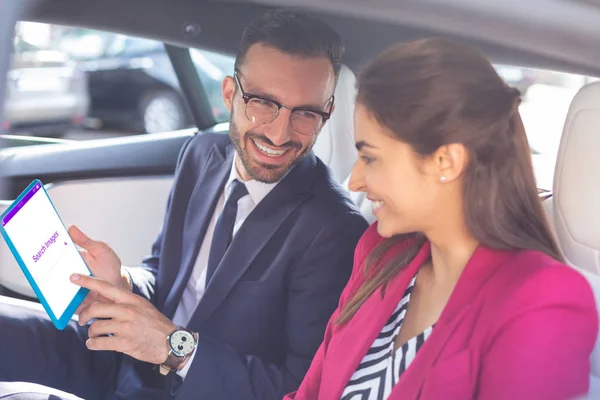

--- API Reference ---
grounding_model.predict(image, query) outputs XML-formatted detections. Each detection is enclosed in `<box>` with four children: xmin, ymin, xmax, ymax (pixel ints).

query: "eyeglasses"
<box><xmin>234</xmin><ymin>71</ymin><xmax>334</xmax><ymax>136</ymax></box>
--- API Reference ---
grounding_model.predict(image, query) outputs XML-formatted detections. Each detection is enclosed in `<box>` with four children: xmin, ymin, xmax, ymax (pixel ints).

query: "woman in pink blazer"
<box><xmin>285</xmin><ymin>38</ymin><xmax>598</xmax><ymax>400</ymax></box>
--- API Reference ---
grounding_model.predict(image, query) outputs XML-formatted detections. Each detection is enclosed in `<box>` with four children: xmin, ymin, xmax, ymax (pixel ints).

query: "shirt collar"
<box><xmin>225</xmin><ymin>153</ymin><xmax>279</xmax><ymax>205</ymax></box>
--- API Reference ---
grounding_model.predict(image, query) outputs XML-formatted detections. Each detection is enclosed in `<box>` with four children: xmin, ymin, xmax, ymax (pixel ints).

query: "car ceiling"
<box><xmin>21</xmin><ymin>0</ymin><xmax>600</xmax><ymax>77</ymax></box>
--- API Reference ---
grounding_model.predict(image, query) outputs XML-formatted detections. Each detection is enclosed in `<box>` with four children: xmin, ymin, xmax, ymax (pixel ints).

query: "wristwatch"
<box><xmin>159</xmin><ymin>326</ymin><xmax>198</xmax><ymax>375</ymax></box>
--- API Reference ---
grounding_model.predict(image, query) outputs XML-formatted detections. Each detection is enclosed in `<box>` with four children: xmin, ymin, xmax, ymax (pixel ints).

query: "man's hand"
<box><xmin>68</xmin><ymin>225</ymin><xmax>132</xmax><ymax>313</ymax></box>
<box><xmin>72</xmin><ymin>273</ymin><xmax>176</xmax><ymax>365</ymax></box>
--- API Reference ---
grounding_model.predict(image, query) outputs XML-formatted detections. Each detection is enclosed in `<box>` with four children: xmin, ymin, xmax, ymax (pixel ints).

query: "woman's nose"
<box><xmin>348</xmin><ymin>162</ymin><xmax>366</xmax><ymax>193</ymax></box>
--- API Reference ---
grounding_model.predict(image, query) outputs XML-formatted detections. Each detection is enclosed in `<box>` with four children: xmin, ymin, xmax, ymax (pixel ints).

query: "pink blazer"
<box><xmin>285</xmin><ymin>224</ymin><xmax>598</xmax><ymax>400</ymax></box>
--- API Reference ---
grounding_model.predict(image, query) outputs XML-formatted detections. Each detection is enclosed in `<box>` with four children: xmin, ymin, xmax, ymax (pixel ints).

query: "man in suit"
<box><xmin>0</xmin><ymin>8</ymin><xmax>368</xmax><ymax>400</ymax></box>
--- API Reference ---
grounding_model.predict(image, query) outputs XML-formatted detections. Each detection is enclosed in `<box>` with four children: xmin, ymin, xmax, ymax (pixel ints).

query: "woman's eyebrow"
<box><xmin>355</xmin><ymin>141</ymin><xmax>378</xmax><ymax>151</ymax></box>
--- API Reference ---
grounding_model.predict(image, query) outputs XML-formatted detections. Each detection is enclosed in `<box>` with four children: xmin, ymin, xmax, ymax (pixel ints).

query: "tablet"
<box><xmin>0</xmin><ymin>179</ymin><xmax>92</xmax><ymax>330</ymax></box>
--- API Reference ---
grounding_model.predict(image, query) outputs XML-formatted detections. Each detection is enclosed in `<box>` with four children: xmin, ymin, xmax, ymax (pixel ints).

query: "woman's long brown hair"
<box><xmin>338</xmin><ymin>38</ymin><xmax>562</xmax><ymax>324</ymax></box>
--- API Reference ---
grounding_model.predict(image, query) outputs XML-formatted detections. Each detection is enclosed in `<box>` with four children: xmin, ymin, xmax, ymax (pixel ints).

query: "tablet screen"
<box><xmin>1</xmin><ymin>182</ymin><xmax>91</xmax><ymax>318</ymax></box>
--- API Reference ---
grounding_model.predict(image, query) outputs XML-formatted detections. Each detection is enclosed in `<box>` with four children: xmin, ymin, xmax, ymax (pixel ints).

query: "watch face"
<box><xmin>169</xmin><ymin>330</ymin><xmax>196</xmax><ymax>357</ymax></box>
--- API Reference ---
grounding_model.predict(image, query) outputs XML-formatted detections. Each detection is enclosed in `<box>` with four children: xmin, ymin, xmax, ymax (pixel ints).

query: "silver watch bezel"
<box><xmin>167</xmin><ymin>328</ymin><xmax>197</xmax><ymax>358</ymax></box>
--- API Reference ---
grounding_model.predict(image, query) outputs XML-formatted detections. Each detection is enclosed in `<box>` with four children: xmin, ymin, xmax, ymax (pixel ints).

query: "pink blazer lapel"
<box><xmin>389</xmin><ymin>245</ymin><xmax>514</xmax><ymax>399</ymax></box>
<box><xmin>326</xmin><ymin>242</ymin><xmax>432</xmax><ymax>399</ymax></box>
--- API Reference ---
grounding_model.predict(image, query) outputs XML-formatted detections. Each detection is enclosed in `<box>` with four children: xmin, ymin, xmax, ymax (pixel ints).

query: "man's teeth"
<box><xmin>254</xmin><ymin>140</ymin><xmax>286</xmax><ymax>157</ymax></box>
<box><xmin>372</xmin><ymin>201</ymin><xmax>383</xmax><ymax>211</ymax></box>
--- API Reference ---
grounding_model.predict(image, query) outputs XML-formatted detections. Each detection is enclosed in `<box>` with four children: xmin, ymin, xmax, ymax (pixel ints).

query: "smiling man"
<box><xmin>228</xmin><ymin>43</ymin><xmax>336</xmax><ymax>184</ymax></box>
<box><xmin>0</xmin><ymin>9</ymin><xmax>368</xmax><ymax>400</ymax></box>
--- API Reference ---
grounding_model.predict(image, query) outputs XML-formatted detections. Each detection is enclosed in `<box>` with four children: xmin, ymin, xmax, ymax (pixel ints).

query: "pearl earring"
<box><xmin>440</xmin><ymin>176</ymin><xmax>446</xmax><ymax>182</ymax></box>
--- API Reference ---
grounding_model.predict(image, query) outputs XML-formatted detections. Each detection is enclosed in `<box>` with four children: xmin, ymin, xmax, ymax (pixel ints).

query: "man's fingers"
<box><xmin>75</xmin><ymin>291</ymin><xmax>115</xmax><ymax>315</ymax></box>
<box><xmin>78</xmin><ymin>301</ymin><xmax>133</xmax><ymax>326</ymax></box>
<box><xmin>78</xmin><ymin>248</ymin><xmax>94</xmax><ymax>265</ymax></box>
<box><xmin>72</xmin><ymin>274</ymin><xmax>135</xmax><ymax>305</ymax></box>
<box><xmin>97</xmin><ymin>293</ymin><xmax>113</xmax><ymax>303</ymax></box>
<box><xmin>86</xmin><ymin>335</ymin><xmax>127</xmax><ymax>352</ymax></box>
<box><xmin>87</xmin><ymin>319</ymin><xmax>126</xmax><ymax>338</ymax></box>
<box><xmin>69</xmin><ymin>225</ymin><xmax>103</xmax><ymax>253</ymax></box>
<box><xmin>75</xmin><ymin>300</ymin><xmax>91</xmax><ymax>315</ymax></box>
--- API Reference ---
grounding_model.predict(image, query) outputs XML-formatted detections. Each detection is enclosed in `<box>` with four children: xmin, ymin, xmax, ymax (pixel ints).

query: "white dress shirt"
<box><xmin>173</xmin><ymin>154</ymin><xmax>278</xmax><ymax>379</ymax></box>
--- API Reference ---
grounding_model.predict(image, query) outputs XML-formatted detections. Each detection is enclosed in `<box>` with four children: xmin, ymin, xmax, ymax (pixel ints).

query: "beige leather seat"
<box><xmin>312</xmin><ymin>65</ymin><xmax>376</xmax><ymax>224</ymax></box>
<box><xmin>545</xmin><ymin>81</ymin><xmax>600</xmax><ymax>396</ymax></box>
<box><xmin>313</xmin><ymin>65</ymin><xmax>358</xmax><ymax>184</ymax></box>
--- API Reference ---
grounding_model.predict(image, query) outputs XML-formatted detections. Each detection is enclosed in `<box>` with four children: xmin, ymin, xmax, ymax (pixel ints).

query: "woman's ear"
<box><xmin>222</xmin><ymin>76</ymin><xmax>236</xmax><ymax>112</ymax></box>
<box><xmin>433</xmin><ymin>144</ymin><xmax>469</xmax><ymax>183</ymax></box>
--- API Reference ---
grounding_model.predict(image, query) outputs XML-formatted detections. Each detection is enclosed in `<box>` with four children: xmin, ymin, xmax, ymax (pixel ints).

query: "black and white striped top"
<box><xmin>341</xmin><ymin>275</ymin><xmax>434</xmax><ymax>400</ymax></box>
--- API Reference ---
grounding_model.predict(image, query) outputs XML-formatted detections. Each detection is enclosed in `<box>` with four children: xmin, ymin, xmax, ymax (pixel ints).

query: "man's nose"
<box><xmin>264</xmin><ymin>108</ymin><xmax>294</xmax><ymax>147</ymax></box>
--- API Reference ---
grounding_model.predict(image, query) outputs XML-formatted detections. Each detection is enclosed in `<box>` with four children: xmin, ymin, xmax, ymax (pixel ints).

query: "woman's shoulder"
<box><xmin>509</xmin><ymin>249</ymin><xmax>589</xmax><ymax>287</ymax></box>
<box><xmin>493</xmin><ymin>249</ymin><xmax>597</xmax><ymax>319</ymax></box>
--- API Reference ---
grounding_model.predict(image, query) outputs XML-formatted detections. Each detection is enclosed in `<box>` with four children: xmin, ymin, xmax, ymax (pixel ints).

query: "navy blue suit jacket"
<box><xmin>113</xmin><ymin>133</ymin><xmax>368</xmax><ymax>399</ymax></box>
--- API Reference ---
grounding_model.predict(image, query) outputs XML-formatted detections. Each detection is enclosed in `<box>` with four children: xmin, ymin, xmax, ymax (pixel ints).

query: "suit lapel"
<box><xmin>163</xmin><ymin>143</ymin><xmax>234</xmax><ymax>318</ymax></box>
<box><xmin>187</xmin><ymin>153</ymin><xmax>317</xmax><ymax>328</ymax></box>
<box><xmin>390</xmin><ymin>246</ymin><xmax>514</xmax><ymax>399</ymax></box>
<box><xmin>327</xmin><ymin>241</ymin><xmax>432</xmax><ymax>399</ymax></box>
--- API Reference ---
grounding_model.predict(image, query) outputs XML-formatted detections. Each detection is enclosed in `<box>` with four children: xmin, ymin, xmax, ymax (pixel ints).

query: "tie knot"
<box><xmin>227</xmin><ymin>179</ymin><xmax>248</xmax><ymax>205</ymax></box>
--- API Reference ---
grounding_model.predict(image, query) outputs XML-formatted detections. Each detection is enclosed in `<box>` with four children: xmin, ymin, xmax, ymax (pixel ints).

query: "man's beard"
<box><xmin>228</xmin><ymin>110</ymin><xmax>315</xmax><ymax>183</ymax></box>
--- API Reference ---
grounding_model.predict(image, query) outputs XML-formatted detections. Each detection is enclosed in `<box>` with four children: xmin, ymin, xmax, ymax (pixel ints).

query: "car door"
<box><xmin>0</xmin><ymin>23</ymin><xmax>234</xmax><ymax>299</ymax></box>
<box><xmin>0</xmin><ymin>1</ymin><xmax>28</xmax><ymax>147</ymax></box>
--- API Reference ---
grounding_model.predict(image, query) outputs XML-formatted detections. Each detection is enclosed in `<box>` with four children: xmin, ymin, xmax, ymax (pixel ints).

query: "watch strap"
<box><xmin>160</xmin><ymin>350</ymin><xmax>185</xmax><ymax>372</ymax></box>
<box><xmin>159</xmin><ymin>351</ymin><xmax>184</xmax><ymax>375</ymax></box>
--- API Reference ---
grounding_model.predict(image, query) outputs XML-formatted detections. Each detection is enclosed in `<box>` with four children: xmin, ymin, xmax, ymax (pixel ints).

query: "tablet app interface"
<box><xmin>2</xmin><ymin>182</ymin><xmax>90</xmax><ymax>316</ymax></box>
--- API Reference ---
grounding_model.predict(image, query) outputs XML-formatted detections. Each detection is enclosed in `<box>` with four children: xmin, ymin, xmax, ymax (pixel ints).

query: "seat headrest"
<box><xmin>552</xmin><ymin>81</ymin><xmax>600</xmax><ymax>273</ymax></box>
<box><xmin>313</xmin><ymin>65</ymin><xmax>358</xmax><ymax>183</ymax></box>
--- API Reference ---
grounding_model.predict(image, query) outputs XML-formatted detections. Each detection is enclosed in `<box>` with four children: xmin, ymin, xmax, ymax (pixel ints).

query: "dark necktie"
<box><xmin>206</xmin><ymin>179</ymin><xmax>248</xmax><ymax>284</ymax></box>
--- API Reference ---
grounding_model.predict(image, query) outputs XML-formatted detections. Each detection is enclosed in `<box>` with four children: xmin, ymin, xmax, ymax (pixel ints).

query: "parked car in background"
<box><xmin>58</xmin><ymin>30</ymin><xmax>232</xmax><ymax>134</ymax></box>
<box><xmin>1</xmin><ymin>37</ymin><xmax>89</xmax><ymax>136</ymax></box>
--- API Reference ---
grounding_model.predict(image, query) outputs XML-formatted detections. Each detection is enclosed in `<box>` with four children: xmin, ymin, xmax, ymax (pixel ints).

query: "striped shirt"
<box><xmin>341</xmin><ymin>275</ymin><xmax>434</xmax><ymax>400</ymax></box>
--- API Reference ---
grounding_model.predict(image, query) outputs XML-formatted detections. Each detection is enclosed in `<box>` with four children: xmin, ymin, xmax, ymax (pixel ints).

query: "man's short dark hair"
<box><xmin>235</xmin><ymin>9</ymin><xmax>344</xmax><ymax>77</ymax></box>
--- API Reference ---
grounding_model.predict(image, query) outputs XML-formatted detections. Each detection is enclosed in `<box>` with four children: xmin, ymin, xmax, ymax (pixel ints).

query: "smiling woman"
<box><xmin>286</xmin><ymin>38</ymin><xmax>598</xmax><ymax>400</ymax></box>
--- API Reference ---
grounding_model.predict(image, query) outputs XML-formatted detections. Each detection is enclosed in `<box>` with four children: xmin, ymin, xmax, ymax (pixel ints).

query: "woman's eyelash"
<box><xmin>361</xmin><ymin>155</ymin><xmax>373</xmax><ymax>164</ymax></box>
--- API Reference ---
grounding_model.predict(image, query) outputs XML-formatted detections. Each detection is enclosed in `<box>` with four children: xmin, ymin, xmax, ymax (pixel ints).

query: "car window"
<box><xmin>13</xmin><ymin>37</ymin><xmax>40</xmax><ymax>53</ymax></box>
<box><xmin>2</xmin><ymin>22</ymin><xmax>233</xmax><ymax>145</ymax></box>
<box><xmin>494</xmin><ymin>64</ymin><xmax>598</xmax><ymax>191</ymax></box>
<box><xmin>57</xmin><ymin>29</ymin><xmax>115</xmax><ymax>61</ymax></box>
<box><xmin>104</xmin><ymin>36</ymin><xmax>164</xmax><ymax>58</ymax></box>
<box><xmin>190</xmin><ymin>48</ymin><xmax>234</xmax><ymax>123</ymax></box>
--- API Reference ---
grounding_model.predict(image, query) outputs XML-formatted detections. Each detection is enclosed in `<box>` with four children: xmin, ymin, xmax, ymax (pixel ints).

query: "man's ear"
<box><xmin>222</xmin><ymin>76</ymin><xmax>236</xmax><ymax>112</ymax></box>
<box><xmin>433</xmin><ymin>143</ymin><xmax>469</xmax><ymax>183</ymax></box>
